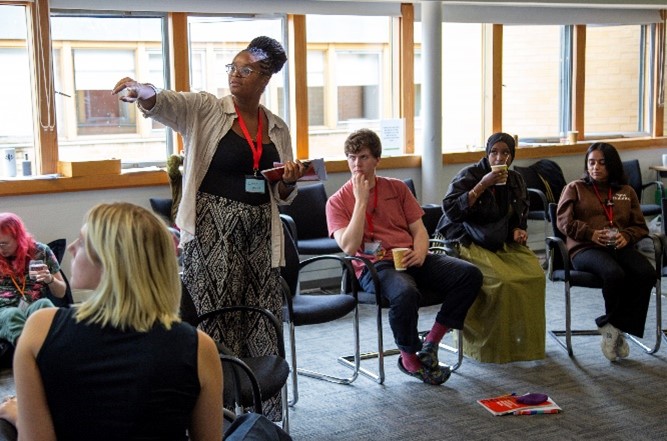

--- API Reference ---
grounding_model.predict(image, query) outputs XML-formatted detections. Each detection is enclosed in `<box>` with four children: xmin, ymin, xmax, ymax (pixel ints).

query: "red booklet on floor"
<box><xmin>477</xmin><ymin>393</ymin><xmax>561</xmax><ymax>416</ymax></box>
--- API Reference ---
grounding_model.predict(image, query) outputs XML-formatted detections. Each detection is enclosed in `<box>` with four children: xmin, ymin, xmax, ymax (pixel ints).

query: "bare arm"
<box><xmin>332</xmin><ymin>174</ymin><xmax>371</xmax><ymax>255</ymax></box>
<box><xmin>403</xmin><ymin>219</ymin><xmax>429</xmax><ymax>268</ymax></box>
<box><xmin>188</xmin><ymin>330</ymin><xmax>223</xmax><ymax>441</ymax></box>
<box><xmin>15</xmin><ymin>309</ymin><xmax>58</xmax><ymax>441</ymax></box>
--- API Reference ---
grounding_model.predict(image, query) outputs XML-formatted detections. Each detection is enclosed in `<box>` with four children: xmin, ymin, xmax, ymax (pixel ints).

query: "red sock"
<box><xmin>425</xmin><ymin>322</ymin><xmax>449</xmax><ymax>345</ymax></box>
<box><xmin>400</xmin><ymin>351</ymin><xmax>422</xmax><ymax>372</ymax></box>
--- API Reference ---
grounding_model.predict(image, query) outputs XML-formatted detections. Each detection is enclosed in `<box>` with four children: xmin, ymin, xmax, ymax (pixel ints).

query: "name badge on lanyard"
<box><xmin>235</xmin><ymin>102</ymin><xmax>266</xmax><ymax>194</ymax></box>
<box><xmin>245</xmin><ymin>175</ymin><xmax>266</xmax><ymax>194</ymax></box>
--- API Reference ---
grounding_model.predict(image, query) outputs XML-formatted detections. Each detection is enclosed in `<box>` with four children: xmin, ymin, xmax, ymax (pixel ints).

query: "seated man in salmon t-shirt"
<box><xmin>326</xmin><ymin>129</ymin><xmax>482</xmax><ymax>385</ymax></box>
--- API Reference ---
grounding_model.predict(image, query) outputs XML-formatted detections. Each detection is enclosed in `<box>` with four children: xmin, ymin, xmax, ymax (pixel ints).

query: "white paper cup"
<box><xmin>662</xmin><ymin>153</ymin><xmax>667</xmax><ymax>167</ymax></box>
<box><xmin>491</xmin><ymin>164</ymin><xmax>508</xmax><ymax>185</ymax></box>
<box><xmin>567</xmin><ymin>131</ymin><xmax>578</xmax><ymax>144</ymax></box>
<box><xmin>392</xmin><ymin>247</ymin><xmax>410</xmax><ymax>271</ymax></box>
<box><xmin>1</xmin><ymin>148</ymin><xmax>16</xmax><ymax>178</ymax></box>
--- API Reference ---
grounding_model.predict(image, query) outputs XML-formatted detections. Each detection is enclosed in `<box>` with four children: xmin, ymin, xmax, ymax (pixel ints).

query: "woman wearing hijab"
<box><xmin>557</xmin><ymin>142</ymin><xmax>654</xmax><ymax>361</ymax></box>
<box><xmin>436</xmin><ymin>132</ymin><xmax>545</xmax><ymax>363</ymax></box>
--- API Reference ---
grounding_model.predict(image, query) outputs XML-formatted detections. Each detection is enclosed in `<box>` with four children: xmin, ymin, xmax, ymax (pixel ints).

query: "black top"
<box><xmin>37</xmin><ymin>308</ymin><xmax>200</xmax><ymax>441</ymax></box>
<box><xmin>199</xmin><ymin>129</ymin><xmax>280</xmax><ymax>205</ymax></box>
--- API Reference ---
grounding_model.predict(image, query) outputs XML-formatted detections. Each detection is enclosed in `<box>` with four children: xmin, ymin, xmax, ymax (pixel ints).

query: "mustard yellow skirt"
<box><xmin>458</xmin><ymin>242</ymin><xmax>546</xmax><ymax>363</ymax></box>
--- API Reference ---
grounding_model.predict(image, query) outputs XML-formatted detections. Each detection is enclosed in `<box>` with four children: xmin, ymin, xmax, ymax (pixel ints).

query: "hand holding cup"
<box><xmin>490</xmin><ymin>164</ymin><xmax>509</xmax><ymax>185</ymax></box>
<box><xmin>392</xmin><ymin>248</ymin><xmax>410</xmax><ymax>271</ymax></box>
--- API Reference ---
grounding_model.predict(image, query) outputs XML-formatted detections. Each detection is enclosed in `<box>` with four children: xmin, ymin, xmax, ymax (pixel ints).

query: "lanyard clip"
<box><xmin>253</xmin><ymin>168</ymin><xmax>259</xmax><ymax>178</ymax></box>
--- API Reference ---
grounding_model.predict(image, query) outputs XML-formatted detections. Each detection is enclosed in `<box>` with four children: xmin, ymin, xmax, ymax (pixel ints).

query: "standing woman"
<box><xmin>0</xmin><ymin>213</ymin><xmax>66</xmax><ymax>347</ymax></box>
<box><xmin>113</xmin><ymin>36</ymin><xmax>302</xmax><ymax>418</ymax></box>
<box><xmin>557</xmin><ymin>142</ymin><xmax>655</xmax><ymax>361</ymax></box>
<box><xmin>437</xmin><ymin>132</ymin><xmax>545</xmax><ymax>363</ymax></box>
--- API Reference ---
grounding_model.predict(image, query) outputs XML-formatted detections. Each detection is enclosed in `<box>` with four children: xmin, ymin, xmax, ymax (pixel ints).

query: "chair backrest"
<box><xmin>622</xmin><ymin>159</ymin><xmax>642</xmax><ymax>200</ymax></box>
<box><xmin>402</xmin><ymin>178</ymin><xmax>417</xmax><ymax>198</ymax></box>
<box><xmin>149</xmin><ymin>197</ymin><xmax>174</xmax><ymax>226</ymax></box>
<box><xmin>514</xmin><ymin>159</ymin><xmax>566</xmax><ymax>210</ymax></box>
<box><xmin>46</xmin><ymin>239</ymin><xmax>73</xmax><ymax>307</ymax></box>
<box><xmin>279</xmin><ymin>183</ymin><xmax>329</xmax><ymax>240</ymax></box>
<box><xmin>422</xmin><ymin>204</ymin><xmax>442</xmax><ymax>237</ymax></box>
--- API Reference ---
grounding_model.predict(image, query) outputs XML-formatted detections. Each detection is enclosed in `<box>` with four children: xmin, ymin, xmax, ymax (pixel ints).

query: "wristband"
<box><xmin>282</xmin><ymin>179</ymin><xmax>296</xmax><ymax>188</ymax></box>
<box><xmin>45</xmin><ymin>275</ymin><xmax>54</xmax><ymax>285</ymax></box>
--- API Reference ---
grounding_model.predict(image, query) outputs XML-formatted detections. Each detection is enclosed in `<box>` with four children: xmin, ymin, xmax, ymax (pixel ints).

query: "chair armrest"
<box><xmin>298</xmin><ymin>254</ymin><xmax>358</xmax><ymax>299</ymax></box>
<box><xmin>649</xmin><ymin>233</ymin><xmax>664</xmax><ymax>276</ymax></box>
<box><xmin>196</xmin><ymin>305</ymin><xmax>286</xmax><ymax>358</ymax></box>
<box><xmin>545</xmin><ymin>235</ymin><xmax>571</xmax><ymax>280</ymax></box>
<box><xmin>220</xmin><ymin>354</ymin><xmax>263</xmax><ymax>415</ymax></box>
<box><xmin>279</xmin><ymin>214</ymin><xmax>298</xmax><ymax>243</ymax></box>
<box><xmin>345</xmin><ymin>255</ymin><xmax>382</xmax><ymax>305</ymax></box>
<box><xmin>641</xmin><ymin>180</ymin><xmax>664</xmax><ymax>192</ymax></box>
<box><xmin>527</xmin><ymin>188</ymin><xmax>549</xmax><ymax>217</ymax></box>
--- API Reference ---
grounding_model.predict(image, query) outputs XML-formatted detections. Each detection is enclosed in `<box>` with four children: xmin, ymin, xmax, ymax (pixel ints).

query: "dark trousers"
<box><xmin>359</xmin><ymin>253</ymin><xmax>482</xmax><ymax>353</ymax></box>
<box><xmin>572</xmin><ymin>246</ymin><xmax>656</xmax><ymax>337</ymax></box>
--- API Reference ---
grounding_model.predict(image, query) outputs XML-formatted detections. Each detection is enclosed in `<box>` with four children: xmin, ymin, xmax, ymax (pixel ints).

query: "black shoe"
<box><xmin>417</xmin><ymin>341</ymin><xmax>439</xmax><ymax>369</ymax></box>
<box><xmin>397</xmin><ymin>356</ymin><xmax>451</xmax><ymax>385</ymax></box>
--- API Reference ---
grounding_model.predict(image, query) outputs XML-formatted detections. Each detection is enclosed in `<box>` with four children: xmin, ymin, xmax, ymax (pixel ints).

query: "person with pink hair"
<box><xmin>0</xmin><ymin>213</ymin><xmax>66</xmax><ymax>347</ymax></box>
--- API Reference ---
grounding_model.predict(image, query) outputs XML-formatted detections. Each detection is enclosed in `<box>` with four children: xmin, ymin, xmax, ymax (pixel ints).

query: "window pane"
<box><xmin>51</xmin><ymin>15</ymin><xmax>168</xmax><ymax>164</ymax></box>
<box><xmin>187</xmin><ymin>16</ymin><xmax>285</xmax><ymax>119</ymax></box>
<box><xmin>585</xmin><ymin>25</ymin><xmax>642</xmax><ymax>136</ymax></box>
<box><xmin>503</xmin><ymin>25</ymin><xmax>561</xmax><ymax>142</ymax></box>
<box><xmin>306</xmin><ymin>15</ymin><xmax>394</xmax><ymax>159</ymax></box>
<box><xmin>0</xmin><ymin>5</ymin><xmax>36</xmax><ymax>175</ymax></box>
<box><xmin>414</xmin><ymin>22</ymin><xmax>484</xmax><ymax>153</ymax></box>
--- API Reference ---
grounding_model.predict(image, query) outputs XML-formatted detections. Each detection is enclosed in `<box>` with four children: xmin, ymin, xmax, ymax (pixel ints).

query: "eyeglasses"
<box><xmin>225</xmin><ymin>64</ymin><xmax>265</xmax><ymax>78</ymax></box>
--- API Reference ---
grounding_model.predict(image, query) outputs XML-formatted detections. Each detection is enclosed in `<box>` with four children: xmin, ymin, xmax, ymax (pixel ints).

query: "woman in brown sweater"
<box><xmin>556</xmin><ymin>142</ymin><xmax>655</xmax><ymax>362</ymax></box>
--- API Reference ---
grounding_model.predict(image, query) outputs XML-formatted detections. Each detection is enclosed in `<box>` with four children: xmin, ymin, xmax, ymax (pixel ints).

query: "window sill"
<box><xmin>0</xmin><ymin>169</ymin><xmax>168</xmax><ymax>197</ymax></box>
<box><xmin>1</xmin><ymin>136</ymin><xmax>664</xmax><ymax>197</ymax></box>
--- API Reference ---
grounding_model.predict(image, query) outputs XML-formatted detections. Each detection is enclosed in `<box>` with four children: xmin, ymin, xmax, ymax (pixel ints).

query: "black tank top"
<box><xmin>199</xmin><ymin>129</ymin><xmax>280</xmax><ymax>205</ymax></box>
<box><xmin>36</xmin><ymin>308</ymin><xmax>200</xmax><ymax>441</ymax></box>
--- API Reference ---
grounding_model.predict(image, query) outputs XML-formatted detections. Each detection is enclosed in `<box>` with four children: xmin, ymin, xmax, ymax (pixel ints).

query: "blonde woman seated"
<box><xmin>436</xmin><ymin>132</ymin><xmax>546</xmax><ymax>363</ymax></box>
<box><xmin>0</xmin><ymin>203</ymin><xmax>222</xmax><ymax>440</ymax></box>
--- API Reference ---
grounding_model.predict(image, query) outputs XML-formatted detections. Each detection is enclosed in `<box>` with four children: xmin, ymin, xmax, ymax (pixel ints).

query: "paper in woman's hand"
<box><xmin>261</xmin><ymin>158</ymin><xmax>327</xmax><ymax>183</ymax></box>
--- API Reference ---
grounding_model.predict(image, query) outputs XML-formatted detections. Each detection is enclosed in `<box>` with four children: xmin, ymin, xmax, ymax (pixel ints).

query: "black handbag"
<box><xmin>462</xmin><ymin>213</ymin><xmax>510</xmax><ymax>251</ymax></box>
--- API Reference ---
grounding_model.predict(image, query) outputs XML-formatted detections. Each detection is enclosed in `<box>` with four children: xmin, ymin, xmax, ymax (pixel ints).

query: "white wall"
<box><xmin>4</xmin><ymin>147</ymin><xmax>665</xmax><ymax>277</ymax></box>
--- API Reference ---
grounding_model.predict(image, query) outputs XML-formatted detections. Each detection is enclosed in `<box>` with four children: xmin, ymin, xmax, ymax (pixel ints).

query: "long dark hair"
<box><xmin>582</xmin><ymin>142</ymin><xmax>627</xmax><ymax>189</ymax></box>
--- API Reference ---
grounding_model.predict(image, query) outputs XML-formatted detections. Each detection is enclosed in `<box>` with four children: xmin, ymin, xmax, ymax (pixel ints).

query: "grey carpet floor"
<box><xmin>285</xmin><ymin>278</ymin><xmax>667</xmax><ymax>441</ymax></box>
<box><xmin>0</xmin><ymin>278</ymin><xmax>665</xmax><ymax>440</ymax></box>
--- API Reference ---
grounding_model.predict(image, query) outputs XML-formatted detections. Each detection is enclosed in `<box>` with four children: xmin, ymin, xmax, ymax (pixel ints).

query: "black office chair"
<box><xmin>279</xmin><ymin>183</ymin><xmax>341</xmax><ymax>255</ymax></box>
<box><xmin>622</xmin><ymin>159</ymin><xmax>663</xmax><ymax>217</ymax></box>
<box><xmin>45</xmin><ymin>238</ymin><xmax>73</xmax><ymax>307</ymax></box>
<box><xmin>545</xmin><ymin>203</ymin><xmax>662</xmax><ymax>356</ymax></box>
<box><xmin>149</xmin><ymin>197</ymin><xmax>174</xmax><ymax>226</ymax></box>
<box><xmin>180</xmin><ymin>285</ymin><xmax>290</xmax><ymax>431</ymax></box>
<box><xmin>514</xmin><ymin>159</ymin><xmax>566</xmax><ymax>239</ymax></box>
<box><xmin>280</xmin><ymin>218</ymin><xmax>359</xmax><ymax>406</ymax></box>
<box><xmin>337</xmin><ymin>252</ymin><xmax>464</xmax><ymax>385</ymax></box>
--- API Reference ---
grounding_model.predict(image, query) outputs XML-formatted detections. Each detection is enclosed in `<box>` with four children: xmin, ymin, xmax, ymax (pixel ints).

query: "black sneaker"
<box><xmin>417</xmin><ymin>341</ymin><xmax>439</xmax><ymax>369</ymax></box>
<box><xmin>397</xmin><ymin>356</ymin><xmax>451</xmax><ymax>385</ymax></box>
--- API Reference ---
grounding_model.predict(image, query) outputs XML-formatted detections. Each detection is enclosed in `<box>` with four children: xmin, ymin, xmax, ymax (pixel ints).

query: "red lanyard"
<box><xmin>234</xmin><ymin>103</ymin><xmax>263</xmax><ymax>175</ymax></box>
<box><xmin>592</xmin><ymin>183</ymin><xmax>614</xmax><ymax>226</ymax></box>
<box><xmin>364</xmin><ymin>177</ymin><xmax>379</xmax><ymax>239</ymax></box>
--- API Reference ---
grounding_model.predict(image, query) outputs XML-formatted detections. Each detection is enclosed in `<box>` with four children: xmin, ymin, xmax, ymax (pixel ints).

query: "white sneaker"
<box><xmin>598</xmin><ymin>324</ymin><xmax>619</xmax><ymax>361</ymax></box>
<box><xmin>616</xmin><ymin>332</ymin><xmax>630</xmax><ymax>358</ymax></box>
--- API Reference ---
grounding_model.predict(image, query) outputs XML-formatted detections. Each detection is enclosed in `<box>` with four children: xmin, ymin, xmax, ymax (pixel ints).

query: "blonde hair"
<box><xmin>75</xmin><ymin>202</ymin><xmax>181</xmax><ymax>331</ymax></box>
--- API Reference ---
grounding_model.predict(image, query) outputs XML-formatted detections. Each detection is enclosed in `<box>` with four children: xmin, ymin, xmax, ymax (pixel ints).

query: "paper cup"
<box><xmin>491</xmin><ymin>164</ymin><xmax>508</xmax><ymax>185</ymax></box>
<box><xmin>662</xmin><ymin>153</ymin><xmax>667</xmax><ymax>167</ymax></box>
<box><xmin>1</xmin><ymin>148</ymin><xmax>16</xmax><ymax>178</ymax></box>
<box><xmin>567</xmin><ymin>131</ymin><xmax>578</xmax><ymax>144</ymax></box>
<box><xmin>392</xmin><ymin>247</ymin><xmax>410</xmax><ymax>271</ymax></box>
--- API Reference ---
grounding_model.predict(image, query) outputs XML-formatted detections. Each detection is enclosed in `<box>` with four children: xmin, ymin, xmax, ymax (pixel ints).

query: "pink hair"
<box><xmin>0</xmin><ymin>213</ymin><xmax>36</xmax><ymax>277</ymax></box>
